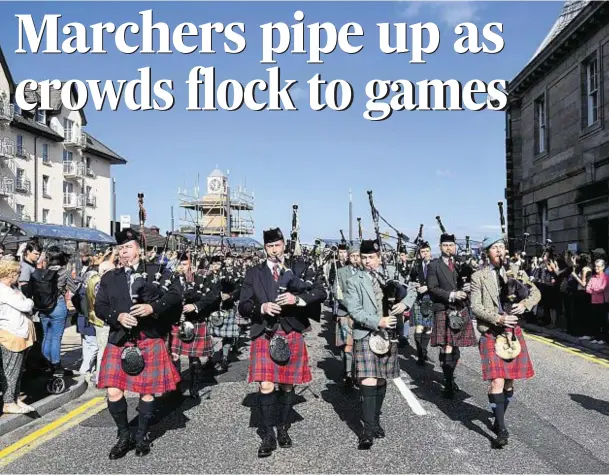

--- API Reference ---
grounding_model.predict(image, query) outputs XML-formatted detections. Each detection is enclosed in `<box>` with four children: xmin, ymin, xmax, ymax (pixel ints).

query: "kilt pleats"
<box><xmin>479</xmin><ymin>326</ymin><xmax>535</xmax><ymax>381</ymax></box>
<box><xmin>170</xmin><ymin>322</ymin><xmax>214</xmax><ymax>358</ymax></box>
<box><xmin>353</xmin><ymin>335</ymin><xmax>399</xmax><ymax>380</ymax></box>
<box><xmin>431</xmin><ymin>310</ymin><xmax>477</xmax><ymax>347</ymax></box>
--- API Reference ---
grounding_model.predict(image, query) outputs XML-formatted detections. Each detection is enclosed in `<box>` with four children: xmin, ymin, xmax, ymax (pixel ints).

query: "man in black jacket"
<box><xmin>95</xmin><ymin>228</ymin><xmax>182</xmax><ymax>459</ymax></box>
<box><xmin>239</xmin><ymin>227</ymin><xmax>327</xmax><ymax>458</ymax></box>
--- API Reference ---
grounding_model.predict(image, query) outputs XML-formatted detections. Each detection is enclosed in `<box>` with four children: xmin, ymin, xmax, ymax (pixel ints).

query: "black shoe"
<box><xmin>135</xmin><ymin>433</ymin><xmax>152</xmax><ymax>457</ymax></box>
<box><xmin>374</xmin><ymin>423</ymin><xmax>385</xmax><ymax>439</ymax></box>
<box><xmin>344</xmin><ymin>376</ymin><xmax>354</xmax><ymax>390</ymax></box>
<box><xmin>277</xmin><ymin>425</ymin><xmax>292</xmax><ymax>448</ymax></box>
<box><xmin>220</xmin><ymin>358</ymin><xmax>229</xmax><ymax>372</ymax></box>
<box><xmin>494</xmin><ymin>429</ymin><xmax>509</xmax><ymax>448</ymax></box>
<box><xmin>109</xmin><ymin>433</ymin><xmax>135</xmax><ymax>460</ymax></box>
<box><xmin>257</xmin><ymin>431</ymin><xmax>277</xmax><ymax>458</ymax></box>
<box><xmin>358</xmin><ymin>433</ymin><xmax>374</xmax><ymax>450</ymax></box>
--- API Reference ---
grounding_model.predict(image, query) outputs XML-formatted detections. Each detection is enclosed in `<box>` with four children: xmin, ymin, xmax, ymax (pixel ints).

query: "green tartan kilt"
<box><xmin>335</xmin><ymin>316</ymin><xmax>353</xmax><ymax>348</ymax></box>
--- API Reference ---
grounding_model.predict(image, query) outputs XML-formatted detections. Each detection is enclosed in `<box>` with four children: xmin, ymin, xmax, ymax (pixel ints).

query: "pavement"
<box><xmin>2</xmin><ymin>312</ymin><xmax>609</xmax><ymax>473</ymax></box>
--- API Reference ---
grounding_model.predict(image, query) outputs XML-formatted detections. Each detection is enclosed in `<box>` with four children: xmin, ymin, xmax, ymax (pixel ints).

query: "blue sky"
<box><xmin>0</xmin><ymin>1</ymin><xmax>563</xmax><ymax>248</ymax></box>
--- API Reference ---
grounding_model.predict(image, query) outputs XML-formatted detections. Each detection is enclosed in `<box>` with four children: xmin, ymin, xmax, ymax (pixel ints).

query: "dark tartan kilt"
<box><xmin>169</xmin><ymin>322</ymin><xmax>213</xmax><ymax>358</ymax></box>
<box><xmin>431</xmin><ymin>309</ymin><xmax>477</xmax><ymax>347</ymax></box>
<box><xmin>97</xmin><ymin>338</ymin><xmax>181</xmax><ymax>394</ymax></box>
<box><xmin>211</xmin><ymin>309</ymin><xmax>240</xmax><ymax>339</ymax></box>
<box><xmin>479</xmin><ymin>326</ymin><xmax>535</xmax><ymax>381</ymax></box>
<box><xmin>335</xmin><ymin>316</ymin><xmax>353</xmax><ymax>348</ymax></box>
<box><xmin>248</xmin><ymin>329</ymin><xmax>312</xmax><ymax>385</ymax></box>
<box><xmin>353</xmin><ymin>335</ymin><xmax>399</xmax><ymax>380</ymax></box>
<box><xmin>411</xmin><ymin>300</ymin><xmax>434</xmax><ymax>328</ymax></box>
<box><xmin>235</xmin><ymin>308</ymin><xmax>248</xmax><ymax>327</ymax></box>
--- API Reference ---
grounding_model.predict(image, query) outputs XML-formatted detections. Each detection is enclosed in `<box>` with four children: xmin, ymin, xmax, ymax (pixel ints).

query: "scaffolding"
<box><xmin>177</xmin><ymin>171</ymin><xmax>255</xmax><ymax>236</ymax></box>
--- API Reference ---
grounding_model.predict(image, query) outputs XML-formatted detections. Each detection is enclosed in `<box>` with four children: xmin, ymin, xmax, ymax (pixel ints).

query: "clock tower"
<box><xmin>207</xmin><ymin>168</ymin><xmax>226</xmax><ymax>194</ymax></box>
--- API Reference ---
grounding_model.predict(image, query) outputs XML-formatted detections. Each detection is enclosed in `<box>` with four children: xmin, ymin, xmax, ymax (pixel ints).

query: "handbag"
<box><xmin>495</xmin><ymin>330</ymin><xmax>521</xmax><ymax>361</ymax></box>
<box><xmin>447</xmin><ymin>309</ymin><xmax>467</xmax><ymax>331</ymax></box>
<box><xmin>269</xmin><ymin>333</ymin><xmax>291</xmax><ymax>364</ymax></box>
<box><xmin>121</xmin><ymin>342</ymin><xmax>145</xmax><ymax>376</ymax></box>
<box><xmin>369</xmin><ymin>329</ymin><xmax>390</xmax><ymax>355</ymax></box>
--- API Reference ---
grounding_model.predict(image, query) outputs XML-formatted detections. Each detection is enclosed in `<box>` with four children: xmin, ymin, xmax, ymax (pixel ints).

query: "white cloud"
<box><xmin>435</xmin><ymin>168</ymin><xmax>453</xmax><ymax>177</ymax></box>
<box><xmin>290</xmin><ymin>87</ymin><xmax>307</xmax><ymax>101</ymax></box>
<box><xmin>397</xmin><ymin>1</ymin><xmax>481</xmax><ymax>28</ymax></box>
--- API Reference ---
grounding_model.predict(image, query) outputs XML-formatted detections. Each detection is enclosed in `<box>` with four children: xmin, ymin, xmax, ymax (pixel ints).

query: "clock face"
<box><xmin>209</xmin><ymin>178</ymin><xmax>221</xmax><ymax>192</ymax></box>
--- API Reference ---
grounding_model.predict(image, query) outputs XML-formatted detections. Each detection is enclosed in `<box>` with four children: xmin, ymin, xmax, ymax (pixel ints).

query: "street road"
<box><xmin>2</xmin><ymin>311</ymin><xmax>609</xmax><ymax>473</ymax></box>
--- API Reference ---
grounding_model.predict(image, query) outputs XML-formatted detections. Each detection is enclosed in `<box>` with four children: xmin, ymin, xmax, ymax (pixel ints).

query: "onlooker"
<box><xmin>0</xmin><ymin>260</ymin><xmax>36</xmax><ymax>414</ymax></box>
<box><xmin>585</xmin><ymin>259</ymin><xmax>609</xmax><ymax>345</ymax></box>
<box><xmin>571</xmin><ymin>254</ymin><xmax>593</xmax><ymax>338</ymax></box>
<box><xmin>18</xmin><ymin>240</ymin><xmax>41</xmax><ymax>298</ymax></box>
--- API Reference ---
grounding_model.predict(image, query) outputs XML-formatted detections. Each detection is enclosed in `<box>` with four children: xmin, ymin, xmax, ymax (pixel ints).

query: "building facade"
<box><xmin>0</xmin><ymin>46</ymin><xmax>126</xmax><ymax>236</ymax></box>
<box><xmin>507</xmin><ymin>1</ymin><xmax>609</xmax><ymax>255</ymax></box>
<box><xmin>178</xmin><ymin>168</ymin><xmax>255</xmax><ymax>236</ymax></box>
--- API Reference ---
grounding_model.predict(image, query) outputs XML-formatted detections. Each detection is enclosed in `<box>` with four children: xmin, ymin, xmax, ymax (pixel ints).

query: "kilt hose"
<box><xmin>353</xmin><ymin>335</ymin><xmax>400</xmax><ymax>380</ymax></box>
<box><xmin>411</xmin><ymin>299</ymin><xmax>434</xmax><ymax>328</ymax></box>
<box><xmin>248</xmin><ymin>329</ymin><xmax>312</xmax><ymax>385</ymax></box>
<box><xmin>479</xmin><ymin>326</ymin><xmax>535</xmax><ymax>381</ymax></box>
<box><xmin>97</xmin><ymin>338</ymin><xmax>181</xmax><ymax>394</ymax></box>
<box><xmin>169</xmin><ymin>321</ymin><xmax>213</xmax><ymax>358</ymax></box>
<box><xmin>211</xmin><ymin>309</ymin><xmax>240</xmax><ymax>339</ymax></box>
<box><xmin>335</xmin><ymin>316</ymin><xmax>354</xmax><ymax>349</ymax></box>
<box><xmin>431</xmin><ymin>310</ymin><xmax>477</xmax><ymax>347</ymax></box>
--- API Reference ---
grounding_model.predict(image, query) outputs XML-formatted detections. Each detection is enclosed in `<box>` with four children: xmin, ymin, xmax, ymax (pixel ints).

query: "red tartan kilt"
<box><xmin>248</xmin><ymin>329</ymin><xmax>312</xmax><ymax>385</ymax></box>
<box><xmin>170</xmin><ymin>322</ymin><xmax>213</xmax><ymax>358</ymax></box>
<box><xmin>479</xmin><ymin>326</ymin><xmax>535</xmax><ymax>381</ymax></box>
<box><xmin>97</xmin><ymin>338</ymin><xmax>181</xmax><ymax>394</ymax></box>
<box><xmin>431</xmin><ymin>310</ymin><xmax>477</xmax><ymax>347</ymax></box>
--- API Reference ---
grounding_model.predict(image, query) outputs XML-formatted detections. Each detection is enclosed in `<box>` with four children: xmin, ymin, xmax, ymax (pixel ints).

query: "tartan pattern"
<box><xmin>169</xmin><ymin>322</ymin><xmax>213</xmax><ymax>357</ymax></box>
<box><xmin>431</xmin><ymin>310</ymin><xmax>477</xmax><ymax>347</ymax></box>
<box><xmin>353</xmin><ymin>335</ymin><xmax>400</xmax><ymax>379</ymax></box>
<box><xmin>211</xmin><ymin>309</ymin><xmax>240</xmax><ymax>338</ymax></box>
<box><xmin>479</xmin><ymin>326</ymin><xmax>535</xmax><ymax>381</ymax></box>
<box><xmin>248</xmin><ymin>329</ymin><xmax>312</xmax><ymax>385</ymax></box>
<box><xmin>411</xmin><ymin>299</ymin><xmax>434</xmax><ymax>327</ymax></box>
<box><xmin>235</xmin><ymin>308</ymin><xmax>248</xmax><ymax>326</ymax></box>
<box><xmin>335</xmin><ymin>316</ymin><xmax>354</xmax><ymax>348</ymax></box>
<box><xmin>97</xmin><ymin>338</ymin><xmax>181</xmax><ymax>394</ymax></box>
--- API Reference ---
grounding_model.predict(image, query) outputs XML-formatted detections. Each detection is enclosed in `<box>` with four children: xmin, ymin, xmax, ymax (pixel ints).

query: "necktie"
<box><xmin>273</xmin><ymin>264</ymin><xmax>279</xmax><ymax>282</ymax></box>
<box><xmin>423</xmin><ymin>262</ymin><xmax>427</xmax><ymax>279</ymax></box>
<box><xmin>448</xmin><ymin>258</ymin><xmax>454</xmax><ymax>272</ymax></box>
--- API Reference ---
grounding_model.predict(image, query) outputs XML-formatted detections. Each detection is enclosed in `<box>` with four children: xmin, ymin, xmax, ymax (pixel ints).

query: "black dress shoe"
<box><xmin>135</xmin><ymin>442</ymin><xmax>151</xmax><ymax>457</ymax></box>
<box><xmin>494</xmin><ymin>429</ymin><xmax>509</xmax><ymax>448</ymax></box>
<box><xmin>358</xmin><ymin>434</ymin><xmax>374</xmax><ymax>450</ymax></box>
<box><xmin>109</xmin><ymin>434</ymin><xmax>135</xmax><ymax>460</ymax></box>
<box><xmin>374</xmin><ymin>424</ymin><xmax>385</xmax><ymax>439</ymax></box>
<box><xmin>343</xmin><ymin>376</ymin><xmax>354</xmax><ymax>390</ymax></box>
<box><xmin>257</xmin><ymin>433</ymin><xmax>277</xmax><ymax>458</ymax></box>
<box><xmin>277</xmin><ymin>425</ymin><xmax>292</xmax><ymax>448</ymax></box>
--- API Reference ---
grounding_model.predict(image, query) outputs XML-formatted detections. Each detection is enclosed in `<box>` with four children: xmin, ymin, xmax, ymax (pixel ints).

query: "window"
<box><xmin>63</xmin><ymin>118</ymin><xmax>73</xmax><ymax>141</ymax></box>
<box><xmin>16</xmin><ymin>168</ymin><xmax>24</xmax><ymax>182</ymax></box>
<box><xmin>16</xmin><ymin>135</ymin><xmax>24</xmax><ymax>156</ymax></box>
<box><xmin>42</xmin><ymin>175</ymin><xmax>50</xmax><ymax>196</ymax></box>
<box><xmin>42</xmin><ymin>143</ymin><xmax>49</xmax><ymax>163</ymax></box>
<box><xmin>36</xmin><ymin>109</ymin><xmax>46</xmax><ymax>124</ymax></box>
<box><xmin>86</xmin><ymin>185</ymin><xmax>91</xmax><ymax>198</ymax></box>
<box><xmin>86</xmin><ymin>216</ymin><xmax>92</xmax><ymax>228</ymax></box>
<box><xmin>63</xmin><ymin>150</ymin><xmax>73</xmax><ymax>162</ymax></box>
<box><xmin>534</xmin><ymin>95</ymin><xmax>546</xmax><ymax>154</ymax></box>
<box><xmin>584</xmin><ymin>56</ymin><xmax>599</xmax><ymax>127</ymax></box>
<box><xmin>63</xmin><ymin>212</ymin><xmax>74</xmax><ymax>226</ymax></box>
<box><xmin>538</xmin><ymin>202</ymin><xmax>549</xmax><ymax>244</ymax></box>
<box><xmin>42</xmin><ymin>209</ymin><xmax>49</xmax><ymax>223</ymax></box>
<box><xmin>16</xmin><ymin>204</ymin><xmax>25</xmax><ymax>219</ymax></box>
<box><xmin>63</xmin><ymin>181</ymin><xmax>73</xmax><ymax>193</ymax></box>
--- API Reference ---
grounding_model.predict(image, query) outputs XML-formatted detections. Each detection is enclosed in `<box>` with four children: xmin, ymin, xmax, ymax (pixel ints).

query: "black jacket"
<box><xmin>426</xmin><ymin>257</ymin><xmax>459</xmax><ymax>312</ymax></box>
<box><xmin>238</xmin><ymin>260</ymin><xmax>327</xmax><ymax>339</ymax></box>
<box><xmin>94</xmin><ymin>261</ymin><xmax>182</xmax><ymax>346</ymax></box>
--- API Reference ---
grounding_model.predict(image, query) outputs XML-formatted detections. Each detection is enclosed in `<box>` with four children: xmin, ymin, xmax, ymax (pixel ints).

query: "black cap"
<box><xmin>210</xmin><ymin>255</ymin><xmax>223</xmax><ymax>264</ymax></box>
<box><xmin>360</xmin><ymin>239</ymin><xmax>380</xmax><ymax>255</ymax></box>
<box><xmin>419</xmin><ymin>240</ymin><xmax>431</xmax><ymax>250</ymax></box>
<box><xmin>440</xmin><ymin>233</ymin><xmax>455</xmax><ymax>244</ymax></box>
<box><xmin>115</xmin><ymin>228</ymin><xmax>139</xmax><ymax>246</ymax></box>
<box><xmin>263</xmin><ymin>228</ymin><xmax>284</xmax><ymax>244</ymax></box>
<box><xmin>338</xmin><ymin>243</ymin><xmax>349</xmax><ymax>251</ymax></box>
<box><xmin>177</xmin><ymin>251</ymin><xmax>190</xmax><ymax>262</ymax></box>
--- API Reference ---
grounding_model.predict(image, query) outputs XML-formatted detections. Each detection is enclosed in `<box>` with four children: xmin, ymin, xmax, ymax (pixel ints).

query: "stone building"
<box><xmin>506</xmin><ymin>1</ymin><xmax>609</xmax><ymax>255</ymax></box>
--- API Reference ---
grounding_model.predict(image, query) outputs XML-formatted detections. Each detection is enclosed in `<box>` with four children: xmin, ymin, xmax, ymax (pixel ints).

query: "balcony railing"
<box><xmin>63</xmin><ymin>161</ymin><xmax>86</xmax><ymax>178</ymax></box>
<box><xmin>85</xmin><ymin>167</ymin><xmax>96</xmax><ymax>178</ymax></box>
<box><xmin>0</xmin><ymin>178</ymin><xmax>14</xmax><ymax>196</ymax></box>
<box><xmin>63</xmin><ymin>192</ymin><xmax>84</xmax><ymax>209</ymax></box>
<box><xmin>16</xmin><ymin>146</ymin><xmax>29</xmax><ymax>159</ymax></box>
<box><xmin>64</xmin><ymin>131</ymin><xmax>86</xmax><ymax>148</ymax></box>
<box><xmin>0</xmin><ymin>102</ymin><xmax>14</xmax><ymax>122</ymax></box>
<box><xmin>0</xmin><ymin>138</ymin><xmax>15</xmax><ymax>159</ymax></box>
<box><xmin>86</xmin><ymin>194</ymin><xmax>96</xmax><ymax>207</ymax></box>
<box><xmin>15</xmin><ymin>177</ymin><xmax>31</xmax><ymax>194</ymax></box>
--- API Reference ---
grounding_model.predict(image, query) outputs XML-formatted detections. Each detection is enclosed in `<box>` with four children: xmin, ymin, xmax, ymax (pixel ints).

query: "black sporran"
<box><xmin>447</xmin><ymin>309</ymin><xmax>467</xmax><ymax>331</ymax></box>
<box><xmin>420</xmin><ymin>299</ymin><xmax>433</xmax><ymax>317</ymax></box>
<box><xmin>269</xmin><ymin>334</ymin><xmax>291</xmax><ymax>365</ymax></box>
<box><xmin>121</xmin><ymin>344</ymin><xmax>145</xmax><ymax>376</ymax></box>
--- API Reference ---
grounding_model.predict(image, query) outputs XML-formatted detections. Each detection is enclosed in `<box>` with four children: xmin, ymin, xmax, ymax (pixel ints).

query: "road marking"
<box><xmin>525</xmin><ymin>332</ymin><xmax>609</xmax><ymax>369</ymax></box>
<box><xmin>0</xmin><ymin>396</ymin><xmax>106</xmax><ymax>468</ymax></box>
<box><xmin>393</xmin><ymin>377</ymin><xmax>427</xmax><ymax>416</ymax></box>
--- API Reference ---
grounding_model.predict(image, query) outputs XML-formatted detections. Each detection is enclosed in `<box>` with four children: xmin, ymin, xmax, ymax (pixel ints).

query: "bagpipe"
<box><xmin>366</xmin><ymin>190</ymin><xmax>410</xmax><ymax>351</ymax></box>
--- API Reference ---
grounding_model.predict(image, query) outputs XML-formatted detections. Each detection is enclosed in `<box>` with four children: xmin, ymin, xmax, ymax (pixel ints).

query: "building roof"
<box><xmin>0</xmin><ymin>45</ymin><xmax>15</xmax><ymax>94</ymax></box>
<box><xmin>11</xmin><ymin>114</ymin><xmax>64</xmax><ymax>141</ymax></box>
<box><xmin>84</xmin><ymin>132</ymin><xmax>127</xmax><ymax>165</ymax></box>
<box><xmin>529</xmin><ymin>0</ymin><xmax>590</xmax><ymax>62</ymax></box>
<box><xmin>22</xmin><ymin>82</ymin><xmax>87</xmax><ymax>126</ymax></box>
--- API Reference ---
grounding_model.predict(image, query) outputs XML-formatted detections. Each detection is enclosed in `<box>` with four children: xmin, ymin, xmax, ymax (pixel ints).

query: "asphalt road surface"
<box><xmin>3</xmin><ymin>312</ymin><xmax>609</xmax><ymax>474</ymax></box>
